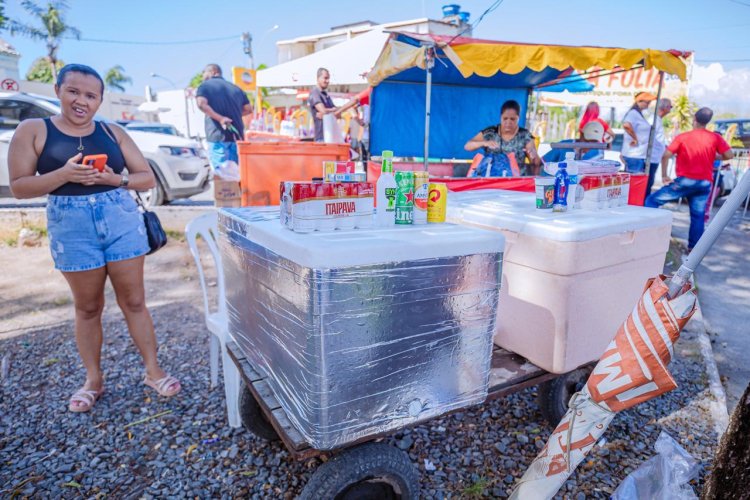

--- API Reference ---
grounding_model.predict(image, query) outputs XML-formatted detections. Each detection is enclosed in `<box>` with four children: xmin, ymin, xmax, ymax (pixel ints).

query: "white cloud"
<box><xmin>690</xmin><ymin>63</ymin><xmax>750</xmax><ymax>115</ymax></box>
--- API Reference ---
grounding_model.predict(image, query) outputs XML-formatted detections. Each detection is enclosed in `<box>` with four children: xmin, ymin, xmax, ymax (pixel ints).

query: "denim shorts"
<box><xmin>46</xmin><ymin>189</ymin><xmax>150</xmax><ymax>272</ymax></box>
<box><xmin>207</xmin><ymin>141</ymin><xmax>238</xmax><ymax>170</ymax></box>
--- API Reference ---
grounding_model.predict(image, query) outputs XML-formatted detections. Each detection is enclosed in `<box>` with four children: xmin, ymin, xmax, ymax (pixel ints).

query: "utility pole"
<box><xmin>241</xmin><ymin>32</ymin><xmax>254</xmax><ymax>70</ymax></box>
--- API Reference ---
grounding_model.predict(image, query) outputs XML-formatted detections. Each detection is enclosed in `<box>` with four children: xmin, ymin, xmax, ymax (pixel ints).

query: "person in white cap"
<box><xmin>542</xmin><ymin>120</ymin><xmax>606</xmax><ymax>163</ymax></box>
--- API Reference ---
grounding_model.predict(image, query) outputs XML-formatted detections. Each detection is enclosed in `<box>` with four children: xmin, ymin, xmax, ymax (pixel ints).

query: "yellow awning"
<box><xmin>367</xmin><ymin>33</ymin><xmax>688</xmax><ymax>87</ymax></box>
<box><xmin>449</xmin><ymin>43</ymin><xmax>687</xmax><ymax>81</ymax></box>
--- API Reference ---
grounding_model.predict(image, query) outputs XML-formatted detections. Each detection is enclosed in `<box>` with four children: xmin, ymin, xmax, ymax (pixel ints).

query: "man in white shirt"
<box><xmin>621</xmin><ymin>91</ymin><xmax>656</xmax><ymax>173</ymax></box>
<box><xmin>646</xmin><ymin>98</ymin><xmax>673</xmax><ymax>199</ymax></box>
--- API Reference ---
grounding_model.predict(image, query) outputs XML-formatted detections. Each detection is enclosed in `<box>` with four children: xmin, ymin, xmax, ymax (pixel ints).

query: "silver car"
<box><xmin>0</xmin><ymin>92</ymin><xmax>210</xmax><ymax>205</ymax></box>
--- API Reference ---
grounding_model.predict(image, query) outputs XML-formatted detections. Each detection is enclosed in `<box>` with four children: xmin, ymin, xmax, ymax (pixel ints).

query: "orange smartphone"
<box><xmin>82</xmin><ymin>154</ymin><xmax>108</xmax><ymax>172</ymax></box>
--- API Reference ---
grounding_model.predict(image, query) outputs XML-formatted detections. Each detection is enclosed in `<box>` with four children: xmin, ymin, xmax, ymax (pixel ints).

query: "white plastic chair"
<box><xmin>185</xmin><ymin>212</ymin><xmax>241</xmax><ymax>428</ymax></box>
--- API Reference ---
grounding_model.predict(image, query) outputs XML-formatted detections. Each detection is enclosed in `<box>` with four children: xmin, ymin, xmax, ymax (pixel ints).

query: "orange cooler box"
<box><xmin>238</xmin><ymin>141</ymin><xmax>349</xmax><ymax>206</ymax></box>
<box><xmin>447</xmin><ymin>189</ymin><xmax>672</xmax><ymax>374</ymax></box>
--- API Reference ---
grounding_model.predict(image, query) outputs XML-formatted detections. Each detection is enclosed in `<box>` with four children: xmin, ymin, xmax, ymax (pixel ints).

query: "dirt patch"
<box><xmin>0</xmin><ymin>237</ymin><xmax>215</xmax><ymax>340</ymax></box>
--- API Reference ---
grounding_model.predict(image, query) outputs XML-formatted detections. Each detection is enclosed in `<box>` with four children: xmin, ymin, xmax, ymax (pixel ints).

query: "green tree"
<box><xmin>0</xmin><ymin>2</ymin><xmax>8</xmax><ymax>31</ymax></box>
<box><xmin>104</xmin><ymin>65</ymin><xmax>132</xmax><ymax>92</ymax></box>
<box><xmin>9</xmin><ymin>1</ymin><xmax>80</xmax><ymax>81</ymax></box>
<box><xmin>670</xmin><ymin>95</ymin><xmax>696</xmax><ymax>133</ymax></box>
<box><xmin>25</xmin><ymin>56</ymin><xmax>64</xmax><ymax>83</ymax></box>
<box><xmin>188</xmin><ymin>71</ymin><xmax>203</xmax><ymax>89</ymax></box>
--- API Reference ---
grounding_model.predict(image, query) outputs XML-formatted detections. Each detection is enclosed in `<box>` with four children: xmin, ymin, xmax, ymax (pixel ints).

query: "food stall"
<box><xmin>365</xmin><ymin>32</ymin><xmax>689</xmax><ymax>203</ymax></box>
<box><xmin>213</xmin><ymin>33</ymin><xmax>690</xmax><ymax>498</ymax></box>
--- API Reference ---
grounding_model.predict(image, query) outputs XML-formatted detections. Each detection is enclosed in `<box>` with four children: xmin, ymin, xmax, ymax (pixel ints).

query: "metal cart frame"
<box><xmin>227</xmin><ymin>341</ymin><xmax>592</xmax><ymax>499</ymax></box>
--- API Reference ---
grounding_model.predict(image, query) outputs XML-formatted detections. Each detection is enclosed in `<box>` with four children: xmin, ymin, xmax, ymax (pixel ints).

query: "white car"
<box><xmin>0</xmin><ymin>92</ymin><xmax>210</xmax><ymax>205</ymax></box>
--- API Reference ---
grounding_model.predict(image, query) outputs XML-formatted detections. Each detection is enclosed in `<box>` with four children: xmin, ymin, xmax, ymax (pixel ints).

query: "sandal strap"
<box><xmin>150</xmin><ymin>375</ymin><xmax>179</xmax><ymax>393</ymax></box>
<box><xmin>70</xmin><ymin>389</ymin><xmax>99</xmax><ymax>405</ymax></box>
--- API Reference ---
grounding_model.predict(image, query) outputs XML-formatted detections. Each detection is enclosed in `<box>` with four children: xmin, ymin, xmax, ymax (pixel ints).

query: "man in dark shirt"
<box><xmin>196</xmin><ymin>64</ymin><xmax>252</xmax><ymax>172</ymax></box>
<box><xmin>308</xmin><ymin>67</ymin><xmax>338</xmax><ymax>142</ymax></box>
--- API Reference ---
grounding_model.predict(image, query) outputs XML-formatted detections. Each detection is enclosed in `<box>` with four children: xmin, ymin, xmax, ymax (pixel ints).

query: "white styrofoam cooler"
<box><xmin>447</xmin><ymin>189</ymin><xmax>673</xmax><ymax>374</ymax></box>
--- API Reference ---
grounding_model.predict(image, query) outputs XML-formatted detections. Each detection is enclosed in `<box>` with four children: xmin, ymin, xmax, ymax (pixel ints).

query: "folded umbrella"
<box><xmin>511</xmin><ymin>169</ymin><xmax>750</xmax><ymax>500</ymax></box>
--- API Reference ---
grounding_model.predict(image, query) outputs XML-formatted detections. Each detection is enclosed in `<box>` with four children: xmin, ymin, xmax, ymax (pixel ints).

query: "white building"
<box><xmin>0</xmin><ymin>38</ymin><xmax>21</xmax><ymax>86</ymax></box>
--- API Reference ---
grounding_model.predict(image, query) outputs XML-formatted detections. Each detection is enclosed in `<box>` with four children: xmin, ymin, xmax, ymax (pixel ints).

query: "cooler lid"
<box><xmin>447</xmin><ymin>190</ymin><xmax>672</xmax><ymax>242</ymax></box>
<box><xmin>219</xmin><ymin>207</ymin><xmax>505</xmax><ymax>268</ymax></box>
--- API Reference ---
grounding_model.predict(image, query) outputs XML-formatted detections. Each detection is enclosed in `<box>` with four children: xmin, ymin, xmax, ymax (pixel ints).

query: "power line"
<box><xmin>443</xmin><ymin>0</ymin><xmax>505</xmax><ymax>46</ymax></box>
<box><xmin>64</xmin><ymin>34</ymin><xmax>240</xmax><ymax>45</ymax></box>
<box><xmin>696</xmin><ymin>58</ymin><xmax>750</xmax><ymax>62</ymax></box>
<box><xmin>728</xmin><ymin>0</ymin><xmax>750</xmax><ymax>7</ymax></box>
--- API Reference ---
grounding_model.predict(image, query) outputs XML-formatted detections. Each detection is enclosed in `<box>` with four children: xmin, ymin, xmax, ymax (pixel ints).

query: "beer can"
<box><xmin>356</xmin><ymin>182</ymin><xmax>374</xmax><ymax>229</ymax></box>
<box><xmin>292</xmin><ymin>183</ymin><xmax>316</xmax><ymax>233</ymax></box>
<box><xmin>333</xmin><ymin>182</ymin><xmax>356</xmax><ymax>230</ymax></box>
<box><xmin>315</xmin><ymin>182</ymin><xmax>336</xmax><ymax>231</ymax></box>
<box><xmin>394</xmin><ymin>171</ymin><xmax>414</xmax><ymax>225</ymax></box>
<box><xmin>413</xmin><ymin>171</ymin><xmax>429</xmax><ymax>224</ymax></box>
<box><xmin>427</xmin><ymin>182</ymin><xmax>447</xmax><ymax>223</ymax></box>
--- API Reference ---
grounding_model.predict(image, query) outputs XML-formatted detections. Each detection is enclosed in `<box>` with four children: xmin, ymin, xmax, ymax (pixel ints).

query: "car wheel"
<box><xmin>137</xmin><ymin>166</ymin><xmax>166</xmax><ymax>207</ymax></box>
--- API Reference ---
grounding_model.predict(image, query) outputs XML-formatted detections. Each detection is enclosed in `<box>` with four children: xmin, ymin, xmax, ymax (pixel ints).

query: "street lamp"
<box><xmin>150</xmin><ymin>72</ymin><xmax>177</xmax><ymax>89</ymax></box>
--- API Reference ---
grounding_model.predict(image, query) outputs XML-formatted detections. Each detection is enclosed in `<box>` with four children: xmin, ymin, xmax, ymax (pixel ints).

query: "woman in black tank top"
<box><xmin>7</xmin><ymin>64</ymin><xmax>181</xmax><ymax>412</ymax></box>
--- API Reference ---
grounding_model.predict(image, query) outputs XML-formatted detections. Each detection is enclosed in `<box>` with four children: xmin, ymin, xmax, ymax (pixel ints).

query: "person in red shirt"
<box><xmin>645</xmin><ymin>107</ymin><xmax>733</xmax><ymax>250</ymax></box>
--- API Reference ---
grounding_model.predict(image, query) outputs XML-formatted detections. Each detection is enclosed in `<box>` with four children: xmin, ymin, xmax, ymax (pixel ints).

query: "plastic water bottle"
<box><xmin>553</xmin><ymin>155</ymin><xmax>570</xmax><ymax>213</ymax></box>
<box><xmin>376</xmin><ymin>150</ymin><xmax>397</xmax><ymax>226</ymax></box>
<box><xmin>564</xmin><ymin>152</ymin><xmax>581</xmax><ymax>209</ymax></box>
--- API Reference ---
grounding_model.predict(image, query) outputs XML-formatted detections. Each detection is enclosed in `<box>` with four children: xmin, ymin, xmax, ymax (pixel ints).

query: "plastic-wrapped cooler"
<box><xmin>219</xmin><ymin>208</ymin><xmax>504</xmax><ymax>450</ymax></box>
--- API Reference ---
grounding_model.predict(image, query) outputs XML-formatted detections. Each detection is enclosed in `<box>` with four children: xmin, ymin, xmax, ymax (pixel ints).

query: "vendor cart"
<box><xmin>217</xmin><ymin>206</ymin><xmax>595</xmax><ymax>499</ymax></box>
<box><xmin>227</xmin><ymin>340</ymin><xmax>591</xmax><ymax>499</ymax></box>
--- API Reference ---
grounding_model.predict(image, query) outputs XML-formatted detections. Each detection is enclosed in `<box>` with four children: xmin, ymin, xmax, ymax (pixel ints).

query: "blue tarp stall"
<box><xmin>367</xmin><ymin>32</ymin><xmax>686</xmax><ymax>162</ymax></box>
<box><xmin>369</xmin><ymin>33</ymin><xmax>573</xmax><ymax>160</ymax></box>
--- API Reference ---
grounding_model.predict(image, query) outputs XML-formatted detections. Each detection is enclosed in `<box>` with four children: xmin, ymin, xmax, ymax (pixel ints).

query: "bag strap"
<box><xmin>133</xmin><ymin>191</ymin><xmax>149</xmax><ymax>212</ymax></box>
<box><xmin>99</xmin><ymin>120</ymin><xmax>119</xmax><ymax>146</ymax></box>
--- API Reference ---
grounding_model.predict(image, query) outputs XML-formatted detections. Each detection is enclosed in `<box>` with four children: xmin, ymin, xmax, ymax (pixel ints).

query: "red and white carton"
<box><xmin>281</xmin><ymin>181</ymin><xmax>375</xmax><ymax>232</ymax></box>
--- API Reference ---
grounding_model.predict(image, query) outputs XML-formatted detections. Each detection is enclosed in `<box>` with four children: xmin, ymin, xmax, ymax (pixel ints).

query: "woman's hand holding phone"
<box><xmin>62</xmin><ymin>152</ymin><xmax>98</xmax><ymax>185</ymax></box>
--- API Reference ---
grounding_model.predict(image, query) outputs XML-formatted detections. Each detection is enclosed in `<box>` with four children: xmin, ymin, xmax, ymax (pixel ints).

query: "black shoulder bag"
<box><xmin>100</xmin><ymin>121</ymin><xmax>167</xmax><ymax>254</ymax></box>
<box><xmin>135</xmin><ymin>192</ymin><xmax>167</xmax><ymax>254</ymax></box>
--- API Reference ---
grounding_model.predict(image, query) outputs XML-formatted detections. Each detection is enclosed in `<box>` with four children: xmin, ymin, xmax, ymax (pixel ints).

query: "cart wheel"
<box><xmin>239</xmin><ymin>382</ymin><xmax>279</xmax><ymax>441</ymax></box>
<box><xmin>299</xmin><ymin>442</ymin><xmax>419</xmax><ymax>500</ymax></box>
<box><xmin>537</xmin><ymin>367</ymin><xmax>592</xmax><ymax>426</ymax></box>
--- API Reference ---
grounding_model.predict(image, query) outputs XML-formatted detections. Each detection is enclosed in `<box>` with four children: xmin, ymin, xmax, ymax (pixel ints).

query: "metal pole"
<box><xmin>645</xmin><ymin>71</ymin><xmax>665</xmax><ymax>170</ymax></box>
<box><xmin>667</xmin><ymin>162</ymin><xmax>750</xmax><ymax>298</ymax></box>
<box><xmin>423</xmin><ymin>44</ymin><xmax>435</xmax><ymax>172</ymax></box>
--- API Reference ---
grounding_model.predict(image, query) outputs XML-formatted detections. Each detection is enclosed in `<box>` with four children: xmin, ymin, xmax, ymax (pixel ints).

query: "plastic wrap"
<box><xmin>219</xmin><ymin>209</ymin><xmax>502</xmax><ymax>450</ymax></box>
<box><xmin>612</xmin><ymin>431</ymin><xmax>699</xmax><ymax>500</ymax></box>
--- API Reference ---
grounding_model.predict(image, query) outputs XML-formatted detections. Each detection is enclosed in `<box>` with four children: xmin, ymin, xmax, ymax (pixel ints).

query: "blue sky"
<box><xmin>4</xmin><ymin>0</ymin><xmax>750</xmax><ymax>105</ymax></box>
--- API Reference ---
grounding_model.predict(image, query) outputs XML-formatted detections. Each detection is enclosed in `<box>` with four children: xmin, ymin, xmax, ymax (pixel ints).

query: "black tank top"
<box><xmin>38</xmin><ymin>118</ymin><xmax>126</xmax><ymax>196</ymax></box>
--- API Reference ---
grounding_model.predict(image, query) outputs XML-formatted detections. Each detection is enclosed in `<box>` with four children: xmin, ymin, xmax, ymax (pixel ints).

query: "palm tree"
<box><xmin>9</xmin><ymin>1</ymin><xmax>80</xmax><ymax>81</ymax></box>
<box><xmin>105</xmin><ymin>65</ymin><xmax>132</xmax><ymax>92</ymax></box>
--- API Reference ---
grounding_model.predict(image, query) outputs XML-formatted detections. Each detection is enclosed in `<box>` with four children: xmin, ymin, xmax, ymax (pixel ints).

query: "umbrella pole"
<box><xmin>668</xmin><ymin>164</ymin><xmax>750</xmax><ymax>298</ymax></box>
<box><xmin>423</xmin><ymin>44</ymin><xmax>435</xmax><ymax>172</ymax></box>
<box><xmin>645</xmin><ymin>71</ymin><xmax>665</xmax><ymax>170</ymax></box>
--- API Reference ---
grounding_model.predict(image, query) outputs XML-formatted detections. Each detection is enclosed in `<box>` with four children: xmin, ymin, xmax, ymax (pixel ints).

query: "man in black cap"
<box><xmin>645</xmin><ymin>107</ymin><xmax>734</xmax><ymax>251</ymax></box>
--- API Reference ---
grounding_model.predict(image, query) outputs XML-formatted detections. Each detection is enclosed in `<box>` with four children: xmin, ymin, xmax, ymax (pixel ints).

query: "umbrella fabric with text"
<box><xmin>510</xmin><ymin>277</ymin><xmax>697</xmax><ymax>499</ymax></box>
<box><xmin>510</xmin><ymin>168</ymin><xmax>750</xmax><ymax>499</ymax></box>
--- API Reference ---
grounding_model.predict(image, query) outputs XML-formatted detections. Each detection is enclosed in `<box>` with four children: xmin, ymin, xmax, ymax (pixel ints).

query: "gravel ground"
<box><xmin>0</xmin><ymin>239</ymin><xmax>722</xmax><ymax>498</ymax></box>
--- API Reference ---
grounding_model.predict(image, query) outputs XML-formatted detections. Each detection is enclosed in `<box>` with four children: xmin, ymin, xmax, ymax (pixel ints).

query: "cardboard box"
<box><xmin>214</xmin><ymin>179</ymin><xmax>242</xmax><ymax>208</ymax></box>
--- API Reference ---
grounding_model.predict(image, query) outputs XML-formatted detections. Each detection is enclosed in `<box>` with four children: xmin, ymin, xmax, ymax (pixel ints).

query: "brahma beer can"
<box><xmin>413</xmin><ymin>171</ymin><xmax>429</xmax><ymax>224</ymax></box>
<box><xmin>394</xmin><ymin>171</ymin><xmax>414</xmax><ymax>225</ymax></box>
<box><xmin>427</xmin><ymin>183</ymin><xmax>447</xmax><ymax>223</ymax></box>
